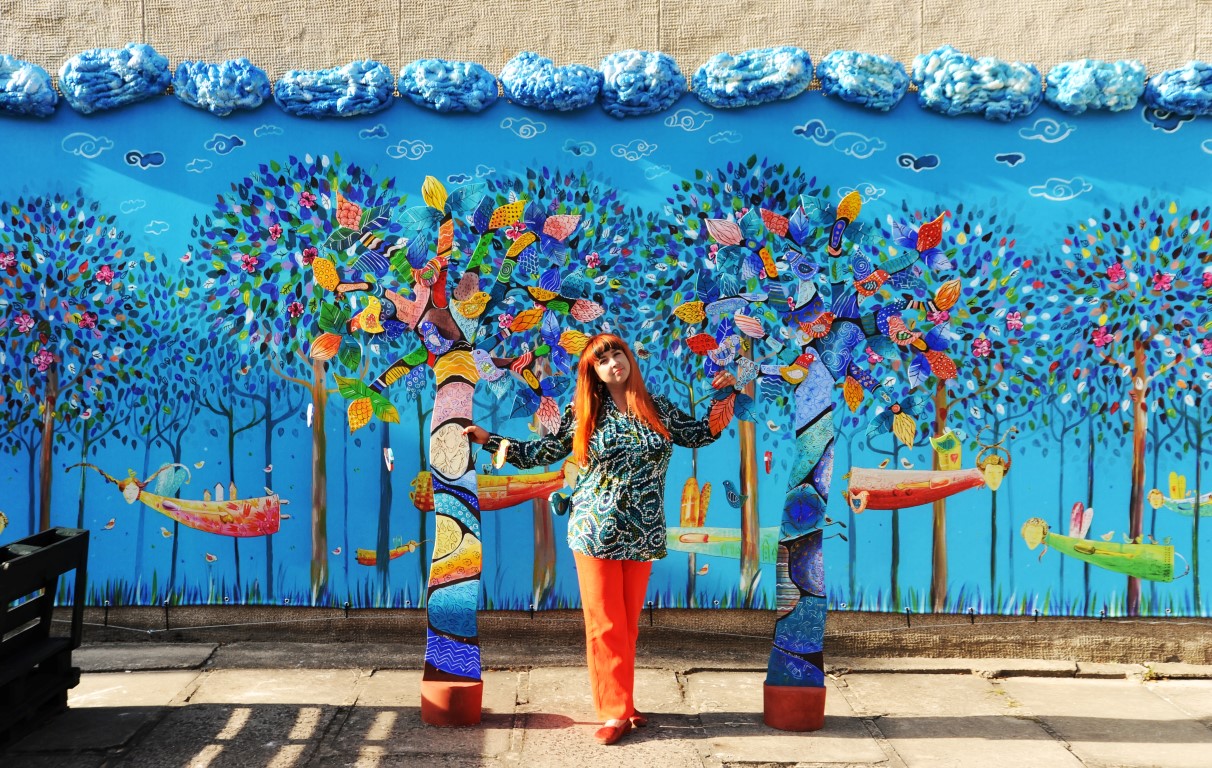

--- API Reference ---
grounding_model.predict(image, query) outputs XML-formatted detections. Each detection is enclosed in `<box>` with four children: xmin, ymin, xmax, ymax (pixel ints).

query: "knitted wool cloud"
<box><xmin>692</xmin><ymin>46</ymin><xmax>813</xmax><ymax>109</ymax></box>
<box><xmin>912</xmin><ymin>45</ymin><xmax>1041</xmax><ymax>121</ymax></box>
<box><xmin>59</xmin><ymin>43</ymin><xmax>171</xmax><ymax>114</ymax></box>
<box><xmin>1144</xmin><ymin>61</ymin><xmax>1212</xmax><ymax>116</ymax></box>
<box><xmin>173</xmin><ymin>59</ymin><xmax>271</xmax><ymax>116</ymax></box>
<box><xmin>817</xmin><ymin>50</ymin><xmax>908</xmax><ymax>112</ymax></box>
<box><xmin>0</xmin><ymin>55</ymin><xmax>57</xmax><ymax>117</ymax></box>
<box><xmin>499</xmin><ymin>52</ymin><xmax>602</xmax><ymax>111</ymax></box>
<box><xmin>274</xmin><ymin>61</ymin><xmax>394</xmax><ymax>118</ymax></box>
<box><xmin>398</xmin><ymin>59</ymin><xmax>498</xmax><ymax>113</ymax></box>
<box><xmin>599</xmin><ymin>50</ymin><xmax>686</xmax><ymax>118</ymax></box>
<box><xmin>1044</xmin><ymin>59</ymin><xmax>1145</xmax><ymax>113</ymax></box>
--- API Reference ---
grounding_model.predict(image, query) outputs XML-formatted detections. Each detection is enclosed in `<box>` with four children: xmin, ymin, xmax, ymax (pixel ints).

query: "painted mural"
<box><xmin>1</xmin><ymin>91</ymin><xmax>1209</xmax><ymax>625</ymax></box>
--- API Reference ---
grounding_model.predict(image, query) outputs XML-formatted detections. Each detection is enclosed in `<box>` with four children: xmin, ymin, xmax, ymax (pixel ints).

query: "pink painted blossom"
<box><xmin>505</xmin><ymin>223</ymin><xmax>525</xmax><ymax>241</ymax></box>
<box><xmin>1106</xmin><ymin>263</ymin><xmax>1126</xmax><ymax>282</ymax></box>
<box><xmin>32</xmin><ymin>347</ymin><xmax>53</xmax><ymax>372</ymax></box>
<box><xmin>78</xmin><ymin>312</ymin><xmax>98</xmax><ymax>330</ymax></box>
<box><xmin>1151</xmin><ymin>272</ymin><xmax>1174</xmax><ymax>291</ymax></box>
<box><xmin>971</xmin><ymin>337</ymin><xmax>992</xmax><ymax>358</ymax></box>
<box><xmin>586</xmin><ymin>251</ymin><xmax>601</xmax><ymax>269</ymax></box>
<box><xmin>1092</xmin><ymin>326</ymin><xmax>1113</xmax><ymax>348</ymax></box>
<box><xmin>240</xmin><ymin>254</ymin><xmax>260</xmax><ymax>274</ymax></box>
<box><xmin>288</xmin><ymin>301</ymin><xmax>304</xmax><ymax>319</ymax></box>
<box><xmin>1203</xmin><ymin>272</ymin><xmax>1212</xmax><ymax>289</ymax></box>
<box><xmin>497</xmin><ymin>313</ymin><xmax>514</xmax><ymax>330</ymax></box>
<box><xmin>1005</xmin><ymin>311</ymin><xmax>1024</xmax><ymax>331</ymax></box>
<box><xmin>15</xmin><ymin>312</ymin><xmax>34</xmax><ymax>333</ymax></box>
<box><xmin>95</xmin><ymin>265</ymin><xmax>115</xmax><ymax>285</ymax></box>
<box><xmin>268</xmin><ymin>223</ymin><xmax>283</xmax><ymax>242</ymax></box>
<box><xmin>299</xmin><ymin>191</ymin><xmax>316</xmax><ymax>209</ymax></box>
<box><xmin>927</xmin><ymin>310</ymin><xmax>951</xmax><ymax>324</ymax></box>
<box><xmin>1201</xmin><ymin>338</ymin><xmax>1212</xmax><ymax>357</ymax></box>
<box><xmin>302</xmin><ymin>247</ymin><xmax>317</xmax><ymax>266</ymax></box>
<box><xmin>0</xmin><ymin>251</ymin><xmax>15</xmax><ymax>270</ymax></box>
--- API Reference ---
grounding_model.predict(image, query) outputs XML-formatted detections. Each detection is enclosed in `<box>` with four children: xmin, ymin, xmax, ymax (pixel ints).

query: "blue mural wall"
<box><xmin>1</xmin><ymin>90</ymin><xmax>1209</xmax><ymax>617</ymax></box>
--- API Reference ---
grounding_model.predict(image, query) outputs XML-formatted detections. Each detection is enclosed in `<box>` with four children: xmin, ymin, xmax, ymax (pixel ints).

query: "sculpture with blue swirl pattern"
<box><xmin>692</xmin><ymin>47</ymin><xmax>813</xmax><ymax>109</ymax></box>
<box><xmin>398</xmin><ymin>59</ymin><xmax>498</xmax><ymax>113</ymax></box>
<box><xmin>173</xmin><ymin>59</ymin><xmax>271</xmax><ymax>116</ymax></box>
<box><xmin>274</xmin><ymin>61</ymin><xmax>394</xmax><ymax>118</ymax></box>
<box><xmin>499</xmin><ymin>52</ymin><xmax>601</xmax><ymax>111</ymax></box>
<box><xmin>1144</xmin><ymin>62</ymin><xmax>1212</xmax><ymax>116</ymax></box>
<box><xmin>0</xmin><ymin>55</ymin><xmax>57</xmax><ymax>117</ymax></box>
<box><xmin>1045</xmin><ymin>59</ymin><xmax>1145</xmax><ymax>114</ymax></box>
<box><xmin>911</xmin><ymin>45</ymin><xmax>1041</xmax><ymax>121</ymax></box>
<box><xmin>817</xmin><ymin>51</ymin><xmax>908</xmax><ymax>112</ymax></box>
<box><xmin>59</xmin><ymin>43</ymin><xmax>170</xmax><ymax>114</ymax></box>
<box><xmin>599</xmin><ymin>50</ymin><xmax>685</xmax><ymax>118</ymax></box>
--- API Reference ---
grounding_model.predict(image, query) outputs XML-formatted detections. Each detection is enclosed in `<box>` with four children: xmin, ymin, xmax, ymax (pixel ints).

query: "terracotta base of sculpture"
<box><xmin>420</xmin><ymin>679</ymin><xmax>483</xmax><ymax>726</ymax></box>
<box><xmin>763</xmin><ymin>683</ymin><xmax>826</xmax><ymax>731</ymax></box>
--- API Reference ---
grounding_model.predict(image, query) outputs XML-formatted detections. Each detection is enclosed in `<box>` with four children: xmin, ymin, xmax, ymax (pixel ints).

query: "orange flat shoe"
<box><xmin>594</xmin><ymin>719</ymin><xmax>633</xmax><ymax>745</ymax></box>
<box><xmin>629</xmin><ymin>711</ymin><xmax>648</xmax><ymax>728</ymax></box>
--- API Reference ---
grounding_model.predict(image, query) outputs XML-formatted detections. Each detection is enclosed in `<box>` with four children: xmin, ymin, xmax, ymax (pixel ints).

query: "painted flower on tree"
<box><xmin>0</xmin><ymin>251</ymin><xmax>14</xmax><ymax>271</ymax></box>
<box><xmin>15</xmin><ymin>312</ymin><xmax>34</xmax><ymax>333</ymax></box>
<box><xmin>1203</xmin><ymin>272</ymin><xmax>1212</xmax><ymax>289</ymax></box>
<box><xmin>95</xmin><ymin>264</ymin><xmax>115</xmax><ymax>285</ymax></box>
<box><xmin>972</xmin><ymin>336</ymin><xmax>992</xmax><ymax>357</ymax></box>
<box><xmin>268</xmin><ymin>223</ymin><xmax>283</xmax><ymax>241</ymax></box>
<box><xmin>1092</xmin><ymin>325</ymin><xmax>1114</xmax><ymax>348</ymax></box>
<box><xmin>1152</xmin><ymin>272</ymin><xmax>1175</xmax><ymax>291</ymax></box>
<box><xmin>585</xmin><ymin>251</ymin><xmax>601</xmax><ymax>268</ymax></box>
<box><xmin>32</xmin><ymin>347</ymin><xmax>54</xmax><ymax>371</ymax></box>
<box><xmin>288</xmin><ymin>301</ymin><xmax>304</xmax><ymax>319</ymax></box>
<box><xmin>1107</xmin><ymin>262</ymin><xmax>1126</xmax><ymax>282</ymax></box>
<box><xmin>1005</xmin><ymin>311</ymin><xmax>1024</xmax><ymax>331</ymax></box>
<box><xmin>1201</xmin><ymin>337</ymin><xmax>1212</xmax><ymax>356</ymax></box>
<box><xmin>300</xmin><ymin>191</ymin><xmax>317</xmax><ymax>209</ymax></box>
<box><xmin>302</xmin><ymin>247</ymin><xmax>317</xmax><ymax>265</ymax></box>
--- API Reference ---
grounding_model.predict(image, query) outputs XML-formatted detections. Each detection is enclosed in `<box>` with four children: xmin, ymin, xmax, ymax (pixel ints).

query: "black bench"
<box><xmin>0</xmin><ymin>528</ymin><xmax>89</xmax><ymax>747</ymax></box>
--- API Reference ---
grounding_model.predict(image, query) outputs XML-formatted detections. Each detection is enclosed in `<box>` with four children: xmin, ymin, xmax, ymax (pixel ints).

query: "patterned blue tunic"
<box><xmin>485</xmin><ymin>395</ymin><xmax>720</xmax><ymax>561</ymax></box>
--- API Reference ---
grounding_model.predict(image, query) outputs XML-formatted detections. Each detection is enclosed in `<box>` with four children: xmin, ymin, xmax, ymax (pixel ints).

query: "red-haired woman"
<box><xmin>464</xmin><ymin>333</ymin><xmax>734</xmax><ymax>745</ymax></box>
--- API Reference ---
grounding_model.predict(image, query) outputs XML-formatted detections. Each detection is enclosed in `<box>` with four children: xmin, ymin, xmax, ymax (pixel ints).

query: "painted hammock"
<box><xmin>71</xmin><ymin>463</ymin><xmax>281</xmax><ymax>537</ymax></box>
<box><xmin>355</xmin><ymin>539</ymin><xmax>424</xmax><ymax>566</ymax></box>
<box><xmin>667</xmin><ymin>526</ymin><xmax>781</xmax><ymax>564</ymax></box>
<box><xmin>407</xmin><ymin>460</ymin><xmax>578</xmax><ymax>511</ymax></box>
<box><xmin>1020</xmin><ymin>518</ymin><xmax>1186</xmax><ymax>582</ymax></box>
<box><xmin>846</xmin><ymin>467</ymin><xmax>986</xmax><ymax>512</ymax></box>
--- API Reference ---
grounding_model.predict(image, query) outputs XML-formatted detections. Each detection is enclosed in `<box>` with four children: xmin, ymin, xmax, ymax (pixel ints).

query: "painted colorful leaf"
<box><xmin>843</xmin><ymin>376</ymin><xmax>864</xmax><ymax>412</ymax></box>
<box><xmin>708</xmin><ymin>393</ymin><xmax>736</xmax><ymax>435</ymax></box>
<box><xmin>527</xmin><ymin>286</ymin><xmax>558</xmax><ymax>302</ymax></box>
<box><xmin>348</xmin><ymin>397</ymin><xmax>373</xmax><ymax>432</ymax></box>
<box><xmin>570</xmin><ymin>299</ymin><xmax>604</xmax><ymax>322</ymax></box>
<box><xmin>686</xmin><ymin>333</ymin><xmax>719</xmax><ymax>354</ymax></box>
<box><xmin>917</xmin><ymin>212</ymin><xmax>947</xmax><ymax>252</ymax></box>
<box><xmin>837</xmin><ymin>191</ymin><xmax>862</xmax><ymax>223</ymax></box>
<box><xmin>457</xmin><ymin>291</ymin><xmax>490</xmax><ymax>318</ymax></box>
<box><xmin>310</xmin><ymin>332</ymin><xmax>343</xmax><ymax>360</ymax></box>
<box><xmin>505</xmin><ymin>231</ymin><xmax>538</xmax><ymax>259</ymax></box>
<box><xmin>560</xmin><ymin>329</ymin><xmax>590</xmax><ymax>355</ymax></box>
<box><xmin>537</xmin><ymin>396</ymin><xmax>561</xmax><ymax>433</ymax></box>
<box><xmin>733</xmin><ymin>313</ymin><xmax>766</xmax><ymax>338</ymax></box>
<box><xmin>421</xmin><ymin>176</ymin><xmax>448</xmax><ymax>211</ymax></box>
<box><xmin>891</xmin><ymin>412</ymin><xmax>917</xmax><ymax>448</ymax></box>
<box><xmin>704</xmin><ymin>218</ymin><xmax>743</xmax><ymax>246</ymax></box>
<box><xmin>543</xmin><ymin>214</ymin><xmax>581</xmax><ymax>242</ymax></box>
<box><xmin>760</xmin><ymin>208</ymin><xmax>789</xmax><ymax>237</ymax></box>
<box><xmin>489</xmin><ymin>201</ymin><xmax>526</xmax><ymax>230</ymax></box>
<box><xmin>312</xmin><ymin>258</ymin><xmax>339</xmax><ymax>291</ymax></box>
<box><xmin>673</xmin><ymin>300</ymin><xmax>706</xmax><ymax>324</ymax></box>
<box><xmin>510</xmin><ymin>307</ymin><xmax>545</xmax><ymax>332</ymax></box>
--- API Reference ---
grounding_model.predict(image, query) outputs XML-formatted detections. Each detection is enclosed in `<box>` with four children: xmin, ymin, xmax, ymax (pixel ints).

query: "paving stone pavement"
<box><xmin>2</xmin><ymin>645</ymin><xmax>1211</xmax><ymax>767</ymax></box>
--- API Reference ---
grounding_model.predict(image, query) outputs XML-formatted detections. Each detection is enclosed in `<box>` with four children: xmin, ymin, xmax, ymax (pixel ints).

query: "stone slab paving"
<box><xmin>114</xmin><ymin>668</ymin><xmax>363</xmax><ymax>768</ymax></box>
<box><xmin>76</xmin><ymin>643</ymin><xmax>218</xmax><ymax>672</ymax></box>
<box><xmin>688</xmin><ymin>671</ymin><xmax>886</xmax><ymax>765</ymax></box>
<box><xmin>8</xmin><ymin>671</ymin><xmax>201</xmax><ymax>753</ymax></box>
<box><xmin>1000</xmin><ymin>677</ymin><xmax>1212</xmax><ymax>768</ymax></box>
<box><xmin>516</xmin><ymin>667</ymin><xmax>704</xmax><ymax>768</ymax></box>
<box><xmin>1146</xmin><ymin>680</ymin><xmax>1212</xmax><ymax>723</ymax></box>
<box><xmin>843</xmin><ymin>673</ymin><xmax>1083</xmax><ymax>767</ymax></box>
<box><xmin>318</xmin><ymin>669</ymin><xmax>519</xmax><ymax>761</ymax></box>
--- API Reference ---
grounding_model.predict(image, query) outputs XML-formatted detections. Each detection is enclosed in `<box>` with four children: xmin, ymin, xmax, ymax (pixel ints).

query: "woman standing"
<box><xmin>464</xmin><ymin>333</ymin><xmax>735</xmax><ymax>745</ymax></box>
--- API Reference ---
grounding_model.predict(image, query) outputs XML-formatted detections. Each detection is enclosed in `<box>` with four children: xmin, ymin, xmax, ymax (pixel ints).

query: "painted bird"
<box><xmin>204</xmin><ymin>553</ymin><xmax>218</xmax><ymax>563</ymax></box>
<box><xmin>900</xmin><ymin>458</ymin><xmax>914</xmax><ymax>469</ymax></box>
<box><xmin>332</xmin><ymin>547</ymin><xmax>342</xmax><ymax>556</ymax></box>
<box><xmin>697</xmin><ymin>564</ymin><xmax>709</xmax><ymax>575</ymax></box>
<box><xmin>722</xmin><ymin>480</ymin><xmax>747</xmax><ymax>509</ymax></box>
<box><xmin>103</xmin><ymin>518</ymin><xmax>116</xmax><ymax>530</ymax></box>
<box><xmin>160</xmin><ymin>527</ymin><xmax>173</xmax><ymax>538</ymax></box>
<box><xmin>194</xmin><ymin>461</ymin><xmax>205</xmax><ymax>469</ymax></box>
<box><xmin>878</xmin><ymin>459</ymin><xmax>890</xmax><ymax>469</ymax></box>
<box><xmin>383</xmin><ymin>448</ymin><xmax>395</xmax><ymax>472</ymax></box>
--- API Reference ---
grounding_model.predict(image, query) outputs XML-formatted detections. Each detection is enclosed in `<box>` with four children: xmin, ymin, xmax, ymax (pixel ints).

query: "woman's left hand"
<box><xmin>711</xmin><ymin>371</ymin><xmax>737</xmax><ymax>389</ymax></box>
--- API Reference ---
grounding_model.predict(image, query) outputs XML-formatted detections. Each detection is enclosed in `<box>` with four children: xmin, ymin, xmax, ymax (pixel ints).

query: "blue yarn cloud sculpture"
<box><xmin>599</xmin><ymin>50</ymin><xmax>685</xmax><ymax>118</ymax></box>
<box><xmin>1144</xmin><ymin>61</ymin><xmax>1212</xmax><ymax>116</ymax></box>
<box><xmin>912</xmin><ymin>45</ymin><xmax>1041</xmax><ymax>121</ymax></box>
<box><xmin>817</xmin><ymin>50</ymin><xmax>908</xmax><ymax>112</ymax></box>
<box><xmin>0</xmin><ymin>55</ymin><xmax>57</xmax><ymax>117</ymax></box>
<box><xmin>499</xmin><ymin>52</ymin><xmax>602</xmax><ymax>111</ymax></box>
<box><xmin>59</xmin><ymin>43</ymin><xmax>171</xmax><ymax>114</ymax></box>
<box><xmin>398</xmin><ymin>59</ymin><xmax>498</xmax><ymax>113</ymax></box>
<box><xmin>173</xmin><ymin>59</ymin><xmax>271</xmax><ymax>116</ymax></box>
<box><xmin>274</xmin><ymin>61</ymin><xmax>394</xmax><ymax>118</ymax></box>
<box><xmin>1044</xmin><ymin>59</ymin><xmax>1145</xmax><ymax>113</ymax></box>
<box><xmin>692</xmin><ymin>46</ymin><xmax>813</xmax><ymax>108</ymax></box>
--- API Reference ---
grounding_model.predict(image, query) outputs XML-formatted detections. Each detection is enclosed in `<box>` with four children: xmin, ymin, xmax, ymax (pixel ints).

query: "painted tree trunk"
<box><xmin>686</xmin><ymin>441</ymin><xmax>700</xmax><ymax>609</ymax></box>
<box><xmin>27</xmin><ymin>448</ymin><xmax>36</xmax><ymax>536</ymax></box>
<box><xmin>1127</xmin><ymin>337</ymin><xmax>1148</xmax><ymax>616</ymax></box>
<box><xmin>738</xmin><ymin>346</ymin><xmax>761</xmax><ymax>608</ymax></box>
<box><xmin>75</xmin><ymin>434</ymin><xmax>91</xmax><ymax>528</ymax></box>
<box><xmin>377</xmin><ymin>422</ymin><xmax>392</xmax><ymax>604</ymax></box>
<box><xmin>1057</xmin><ymin>435</ymin><xmax>1067</xmax><ymax>592</ymax></box>
<box><xmin>310</xmin><ymin>357</ymin><xmax>329</xmax><ymax>602</ymax></box>
<box><xmin>930</xmin><ymin>381</ymin><xmax>949</xmax><ymax>612</ymax></box>
<box><xmin>225</xmin><ymin>409</ymin><xmax>242</xmax><ymax>596</ymax></box>
<box><xmin>531</xmin><ymin>415</ymin><xmax>556</xmax><ymax>609</ymax></box>
<box><xmin>415</xmin><ymin>397</ymin><xmax>428</xmax><ymax>605</ymax></box>
<box><xmin>38</xmin><ymin>361</ymin><xmax>59</xmax><ymax>531</ymax></box>
<box><xmin>1193</xmin><ymin>431</ymin><xmax>1202</xmax><ymax>609</ymax></box>
<box><xmin>264</xmin><ymin>387</ymin><xmax>276</xmax><ymax>601</ymax></box>
<box><xmin>1085</xmin><ymin>413</ymin><xmax>1095</xmax><ymax>606</ymax></box>
<box><xmin>766</xmin><ymin>359</ymin><xmax>833</xmax><ymax>692</ymax></box>
<box><xmin>422</xmin><ymin>355</ymin><xmax>484</xmax><ymax>684</ymax></box>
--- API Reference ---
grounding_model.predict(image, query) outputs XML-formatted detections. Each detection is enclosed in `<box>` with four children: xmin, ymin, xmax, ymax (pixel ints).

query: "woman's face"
<box><xmin>593</xmin><ymin>348</ymin><xmax>631</xmax><ymax>387</ymax></box>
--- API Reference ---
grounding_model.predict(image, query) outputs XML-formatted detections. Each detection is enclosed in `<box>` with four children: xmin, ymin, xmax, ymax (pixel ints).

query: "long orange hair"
<box><xmin>572</xmin><ymin>334</ymin><xmax>670</xmax><ymax>465</ymax></box>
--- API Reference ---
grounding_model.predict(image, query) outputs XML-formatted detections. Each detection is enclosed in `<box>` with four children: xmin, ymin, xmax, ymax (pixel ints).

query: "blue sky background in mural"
<box><xmin>1</xmin><ymin>92</ymin><xmax>1209</xmax><ymax>616</ymax></box>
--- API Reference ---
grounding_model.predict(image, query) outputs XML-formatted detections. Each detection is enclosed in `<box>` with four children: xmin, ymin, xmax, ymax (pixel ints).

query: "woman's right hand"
<box><xmin>462</xmin><ymin>424</ymin><xmax>490</xmax><ymax>445</ymax></box>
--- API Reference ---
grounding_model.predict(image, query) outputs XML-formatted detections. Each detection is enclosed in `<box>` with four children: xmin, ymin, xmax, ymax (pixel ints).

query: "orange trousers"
<box><xmin>573</xmin><ymin>551</ymin><xmax>653</xmax><ymax>721</ymax></box>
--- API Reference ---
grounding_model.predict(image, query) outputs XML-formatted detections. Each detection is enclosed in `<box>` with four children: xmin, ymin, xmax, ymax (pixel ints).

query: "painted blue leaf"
<box><xmin>539</xmin><ymin>266</ymin><xmax>562</xmax><ymax>293</ymax></box>
<box><xmin>406</xmin><ymin>235</ymin><xmax>429</xmax><ymax>269</ymax></box>
<box><xmin>471</xmin><ymin>197</ymin><xmax>493</xmax><ymax>234</ymax></box>
<box><xmin>907</xmin><ymin>354</ymin><xmax>930</xmax><ymax>388</ymax></box>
